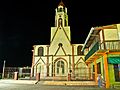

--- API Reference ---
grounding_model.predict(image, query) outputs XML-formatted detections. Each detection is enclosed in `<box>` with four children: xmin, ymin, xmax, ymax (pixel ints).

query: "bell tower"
<box><xmin>50</xmin><ymin>0</ymin><xmax>71</xmax><ymax>55</ymax></box>
<box><xmin>55</xmin><ymin>0</ymin><xmax>68</xmax><ymax>27</ymax></box>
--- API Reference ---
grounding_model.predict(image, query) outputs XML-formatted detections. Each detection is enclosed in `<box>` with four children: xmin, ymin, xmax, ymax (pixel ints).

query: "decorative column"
<box><xmin>36</xmin><ymin>73</ymin><xmax>40</xmax><ymax>81</ymax></box>
<box><xmin>46</xmin><ymin>46</ymin><xmax>49</xmax><ymax>76</ymax></box>
<box><xmin>68</xmin><ymin>54</ymin><xmax>71</xmax><ymax>71</ymax></box>
<box><xmin>68</xmin><ymin>54</ymin><xmax>71</xmax><ymax>81</ymax></box>
<box><xmin>72</xmin><ymin>45</ymin><xmax>75</xmax><ymax>79</ymax></box>
<box><xmin>14</xmin><ymin>72</ymin><xmax>18</xmax><ymax>80</ymax></box>
<box><xmin>103</xmin><ymin>53</ymin><xmax>110</xmax><ymax>88</ymax></box>
<box><xmin>102</xmin><ymin>30</ymin><xmax>106</xmax><ymax>49</ymax></box>
<box><xmin>94</xmin><ymin>58</ymin><xmax>98</xmax><ymax>83</ymax></box>
<box><xmin>52</xmin><ymin>55</ymin><xmax>53</xmax><ymax>76</ymax></box>
<box><xmin>88</xmin><ymin>63</ymin><xmax>92</xmax><ymax>80</ymax></box>
<box><xmin>31</xmin><ymin>49</ymin><xmax>34</xmax><ymax>78</ymax></box>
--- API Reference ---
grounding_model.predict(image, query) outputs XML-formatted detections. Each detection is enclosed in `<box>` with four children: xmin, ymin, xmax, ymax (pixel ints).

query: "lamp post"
<box><xmin>2</xmin><ymin>60</ymin><xmax>6</xmax><ymax>79</ymax></box>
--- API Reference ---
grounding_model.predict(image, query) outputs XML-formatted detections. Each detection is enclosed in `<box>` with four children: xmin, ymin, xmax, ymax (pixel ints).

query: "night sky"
<box><xmin>0</xmin><ymin>0</ymin><xmax>120</xmax><ymax>71</ymax></box>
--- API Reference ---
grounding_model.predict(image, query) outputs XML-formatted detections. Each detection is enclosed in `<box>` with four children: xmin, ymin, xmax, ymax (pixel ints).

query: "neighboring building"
<box><xmin>31</xmin><ymin>1</ymin><xmax>88</xmax><ymax>81</ymax></box>
<box><xmin>82</xmin><ymin>24</ymin><xmax>120</xmax><ymax>88</ymax></box>
<box><xmin>19</xmin><ymin>67</ymin><xmax>31</xmax><ymax>78</ymax></box>
<box><xmin>3</xmin><ymin>66</ymin><xmax>31</xmax><ymax>79</ymax></box>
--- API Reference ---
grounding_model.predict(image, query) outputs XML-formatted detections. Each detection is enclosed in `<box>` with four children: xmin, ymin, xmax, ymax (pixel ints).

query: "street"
<box><xmin>0</xmin><ymin>84</ymin><xmax>103</xmax><ymax>90</ymax></box>
<box><xmin>0</xmin><ymin>80</ymin><xmax>118</xmax><ymax>90</ymax></box>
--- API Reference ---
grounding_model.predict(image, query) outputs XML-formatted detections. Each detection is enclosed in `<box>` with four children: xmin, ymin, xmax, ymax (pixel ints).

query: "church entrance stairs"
<box><xmin>38</xmin><ymin>81</ymin><xmax>98</xmax><ymax>86</ymax></box>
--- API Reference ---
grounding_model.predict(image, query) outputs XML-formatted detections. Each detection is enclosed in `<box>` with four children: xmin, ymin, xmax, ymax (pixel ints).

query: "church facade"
<box><xmin>31</xmin><ymin>1</ymin><xmax>89</xmax><ymax>80</ymax></box>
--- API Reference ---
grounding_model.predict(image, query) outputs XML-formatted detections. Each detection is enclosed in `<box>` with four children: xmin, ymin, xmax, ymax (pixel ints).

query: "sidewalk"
<box><xmin>0</xmin><ymin>79</ymin><xmax>37</xmax><ymax>84</ymax></box>
<box><xmin>0</xmin><ymin>79</ymin><xmax>98</xmax><ymax>86</ymax></box>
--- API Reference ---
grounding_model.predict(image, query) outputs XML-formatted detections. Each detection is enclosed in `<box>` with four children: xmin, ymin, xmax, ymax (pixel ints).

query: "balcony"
<box><xmin>100</xmin><ymin>40</ymin><xmax>120</xmax><ymax>51</ymax></box>
<box><xmin>85</xmin><ymin>42</ymin><xmax>99</xmax><ymax>61</ymax></box>
<box><xmin>85</xmin><ymin>40</ymin><xmax>120</xmax><ymax>61</ymax></box>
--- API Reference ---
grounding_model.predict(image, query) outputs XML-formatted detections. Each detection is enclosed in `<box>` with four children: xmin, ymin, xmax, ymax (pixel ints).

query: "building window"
<box><xmin>38</xmin><ymin>47</ymin><xmax>44</xmax><ymax>56</ymax></box>
<box><xmin>93</xmin><ymin>65</ymin><xmax>95</xmax><ymax>72</ymax></box>
<box><xmin>64</xmin><ymin>19</ymin><xmax>67</xmax><ymax>26</ymax></box>
<box><xmin>77</xmin><ymin>45</ymin><xmax>83</xmax><ymax>55</ymax></box>
<box><xmin>57</xmin><ymin>61</ymin><xmax>60</xmax><ymax>74</ymax></box>
<box><xmin>58</xmin><ymin>18</ymin><xmax>62</xmax><ymax>27</ymax></box>
<box><xmin>55</xmin><ymin>20</ymin><xmax>57</xmax><ymax>26</ymax></box>
<box><xmin>114</xmin><ymin>64</ymin><xmax>120</xmax><ymax>82</ymax></box>
<box><xmin>58</xmin><ymin>8</ymin><xmax>63</xmax><ymax>12</ymax></box>
<box><xmin>60</xmin><ymin>8</ymin><xmax>62</xmax><ymax>12</ymax></box>
<box><xmin>61</xmin><ymin>61</ymin><xmax>64</xmax><ymax>74</ymax></box>
<box><xmin>57</xmin><ymin>61</ymin><xmax>65</xmax><ymax>74</ymax></box>
<box><xmin>97</xmin><ymin>62</ymin><xmax>101</xmax><ymax>74</ymax></box>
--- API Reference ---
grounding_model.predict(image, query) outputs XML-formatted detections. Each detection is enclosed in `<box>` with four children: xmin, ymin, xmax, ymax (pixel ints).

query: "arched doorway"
<box><xmin>54</xmin><ymin>58</ymin><xmax>68</xmax><ymax>76</ymax></box>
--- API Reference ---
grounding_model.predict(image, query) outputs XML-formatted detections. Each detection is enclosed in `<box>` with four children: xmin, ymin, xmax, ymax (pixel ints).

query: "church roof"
<box><xmin>58</xmin><ymin>0</ymin><xmax>65</xmax><ymax>7</ymax></box>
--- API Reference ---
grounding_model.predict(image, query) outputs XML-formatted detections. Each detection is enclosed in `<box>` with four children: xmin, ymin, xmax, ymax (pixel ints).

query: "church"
<box><xmin>30</xmin><ymin>1</ymin><xmax>120</xmax><ymax>88</ymax></box>
<box><xmin>31</xmin><ymin>1</ymin><xmax>89</xmax><ymax>80</ymax></box>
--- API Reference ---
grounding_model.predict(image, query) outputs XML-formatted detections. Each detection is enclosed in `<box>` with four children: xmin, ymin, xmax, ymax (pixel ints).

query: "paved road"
<box><xmin>0</xmin><ymin>80</ymin><xmax>118</xmax><ymax>90</ymax></box>
<box><xmin>0</xmin><ymin>84</ymin><xmax>105</xmax><ymax>90</ymax></box>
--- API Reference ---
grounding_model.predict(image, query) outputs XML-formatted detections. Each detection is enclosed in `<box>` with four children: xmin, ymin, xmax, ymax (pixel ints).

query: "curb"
<box><xmin>0</xmin><ymin>79</ymin><xmax>37</xmax><ymax>84</ymax></box>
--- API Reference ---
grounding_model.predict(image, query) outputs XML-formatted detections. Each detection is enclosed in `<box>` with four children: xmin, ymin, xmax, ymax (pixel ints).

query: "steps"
<box><xmin>41</xmin><ymin>81</ymin><xmax>98</xmax><ymax>86</ymax></box>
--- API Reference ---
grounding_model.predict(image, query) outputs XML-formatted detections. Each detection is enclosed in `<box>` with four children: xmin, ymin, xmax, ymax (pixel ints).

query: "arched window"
<box><xmin>55</xmin><ymin>20</ymin><xmax>57</xmax><ymax>26</ymax></box>
<box><xmin>57</xmin><ymin>61</ymin><xmax>60</xmax><ymax>74</ymax></box>
<box><xmin>57</xmin><ymin>61</ymin><xmax>64</xmax><ymax>74</ymax></box>
<box><xmin>60</xmin><ymin>8</ymin><xmax>62</xmax><ymax>12</ymax></box>
<box><xmin>77</xmin><ymin>45</ymin><xmax>83</xmax><ymax>55</ymax></box>
<box><xmin>58</xmin><ymin>18</ymin><xmax>62</xmax><ymax>27</ymax></box>
<box><xmin>38</xmin><ymin>47</ymin><xmax>44</xmax><ymax>56</ymax></box>
<box><xmin>64</xmin><ymin>19</ymin><xmax>67</xmax><ymax>26</ymax></box>
<box><xmin>61</xmin><ymin>61</ymin><xmax>64</xmax><ymax>74</ymax></box>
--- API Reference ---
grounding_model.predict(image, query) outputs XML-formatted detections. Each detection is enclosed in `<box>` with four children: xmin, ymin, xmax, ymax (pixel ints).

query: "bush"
<box><xmin>0</xmin><ymin>73</ymin><xmax>2</xmax><ymax>79</ymax></box>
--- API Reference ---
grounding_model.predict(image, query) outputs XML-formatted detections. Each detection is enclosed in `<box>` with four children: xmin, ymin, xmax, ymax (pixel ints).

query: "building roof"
<box><xmin>82</xmin><ymin>24</ymin><xmax>117</xmax><ymax>51</ymax></box>
<box><xmin>58</xmin><ymin>0</ymin><xmax>65</xmax><ymax>7</ymax></box>
<box><xmin>81</xmin><ymin>27</ymin><xmax>100</xmax><ymax>51</ymax></box>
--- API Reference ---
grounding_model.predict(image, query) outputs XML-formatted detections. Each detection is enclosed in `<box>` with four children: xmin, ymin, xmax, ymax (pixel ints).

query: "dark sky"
<box><xmin>0</xmin><ymin>0</ymin><xmax>120</xmax><ymax>71</ymax></box>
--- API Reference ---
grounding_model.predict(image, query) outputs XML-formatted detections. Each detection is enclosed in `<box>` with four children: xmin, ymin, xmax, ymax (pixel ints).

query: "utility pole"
<box><xmin>2</xmin><ymin>60</ymin><xmax>6</xmax><ymax>79</ymax></box>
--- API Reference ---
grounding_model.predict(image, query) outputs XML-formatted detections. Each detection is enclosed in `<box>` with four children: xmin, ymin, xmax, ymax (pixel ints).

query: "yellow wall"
<box><xmin>49</xmin><ymin>27</ymin><xmax>71</xmax><ymax>55</ymax></box>
<box><xmin>91</xmin><ymin>57</ymin><xmax>104</xmax><ymax>79</ymax></box>
<box><xmin>104</xmin><ymin>29</ymin><xmax>119</xmax><ymax>40</ymax></box>
<box><xmin>117</xmin><ymin>24</ymin><xmax>120</xmax><ymax>40</ymax></box>
<box><xmin>33</xmin><ymin>45</ymin><xmax>48</xmax><ymax>56</ymax></box>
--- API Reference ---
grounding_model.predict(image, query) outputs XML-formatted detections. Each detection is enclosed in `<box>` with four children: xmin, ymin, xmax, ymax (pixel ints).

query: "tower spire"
<box><xmin>58</xmin><ymin>0</ymin><xmax>65</xmax><ymax>7</ymax></box>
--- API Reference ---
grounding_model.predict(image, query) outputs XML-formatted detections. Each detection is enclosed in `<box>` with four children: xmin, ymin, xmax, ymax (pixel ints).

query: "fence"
<box><xmin>3</xmin><ymin>67</ymin><xmax>18</xmax><ymax>79</ymax></box>
<box><xmin>3</xmin><ymin>67</ymin><xmax>31</xmax><ymax>79</ymax></box>
<box><xmin>34</xmin><ymin>67</ymin><xmax>94</xmax><ymax>81</ymax></box>
<box><xmin>3</xmin><ymin>67</ymin><xmax>94</xmax><ymax>81</ymax></box>
<box><xmin>74</xmin><ymin>67</ymin><xmax>93</xmax><ymax>81</ymax></box>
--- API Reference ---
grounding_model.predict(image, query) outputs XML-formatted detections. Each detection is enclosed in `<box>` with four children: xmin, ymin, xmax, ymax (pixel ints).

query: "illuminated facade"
<box><xmin>31</xmin><ymin>1</ymin><xmax>120</xmax><ymax>88</ymax></box>
<box><xmin>82</xmin><ymin>24</ymin><xmax>120</xmax><ymax>88</ymax></box>
<box><xmin>31</xmin><ymin>1</ymin><xmax>86</xmax><ymax>80</ymax></box>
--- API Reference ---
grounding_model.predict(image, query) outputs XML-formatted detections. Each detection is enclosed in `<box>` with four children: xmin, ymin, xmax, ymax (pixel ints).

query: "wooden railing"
<box><xmin>85</xmin><ymin>42</ymin><xmax>99</xmax><ymax>61</ymax></box>
<box><xmin>100</xmin><ymin>40</ymin><xmax>120</xmax><ymax>50</ymax></box>
<box><xmin>85</xmin><ymin>40</ymin><xmax>120</xmax><ymax>61</ymax></box>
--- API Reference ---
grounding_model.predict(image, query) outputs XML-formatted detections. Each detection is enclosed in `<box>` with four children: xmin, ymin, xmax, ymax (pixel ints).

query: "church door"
<box><xmin>55</xmin><ymin>60</ymin><xmax>66</xmax><ymax>76</ymax></box>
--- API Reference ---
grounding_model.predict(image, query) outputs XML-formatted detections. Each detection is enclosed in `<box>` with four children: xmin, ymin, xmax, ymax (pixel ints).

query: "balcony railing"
<box><xmin>85</xmin><ymin>42</ymin><xmax>99</xmax><ymax>61</ymax></box>
<box><xmin>85</xmin><ymin>40</ymin><xmax>120</xmax><ymax>61</ymax></box>
<box><xmin>100</xmin><ymin>40</ymin><xmax>120</xmax><ymax>50</ymax></box>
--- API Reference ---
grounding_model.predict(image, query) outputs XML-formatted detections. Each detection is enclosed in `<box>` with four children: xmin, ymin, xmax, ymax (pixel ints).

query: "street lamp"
<box><xmin>2</xmin><ymin>60</ymin><xmax>6</xmax><ymax>79</ymax></box>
